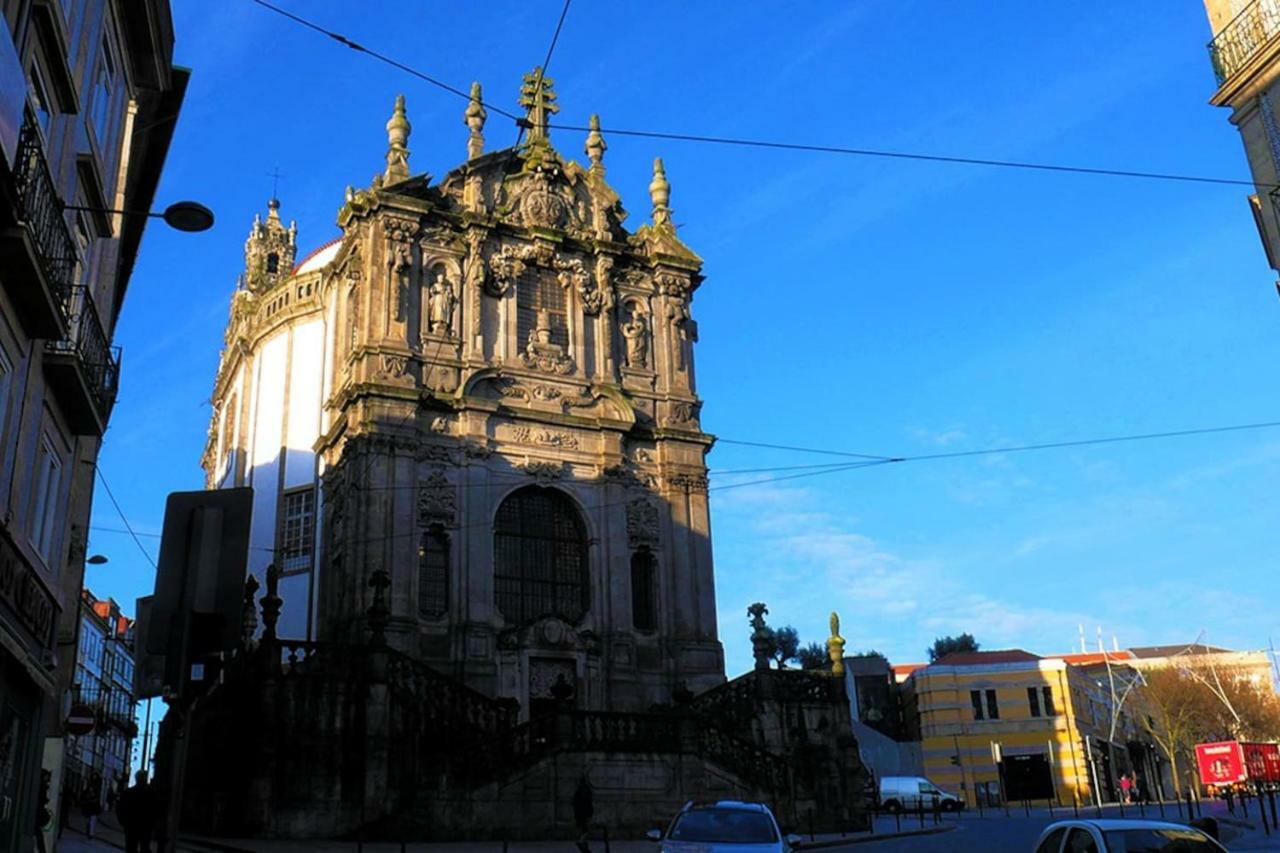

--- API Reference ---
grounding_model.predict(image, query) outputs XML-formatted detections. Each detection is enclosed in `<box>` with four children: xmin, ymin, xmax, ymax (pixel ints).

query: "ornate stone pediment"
<box><xmin>497</xmin><ymin>617</ymin><xmax>602</xmax><ymax>653</ymax></box>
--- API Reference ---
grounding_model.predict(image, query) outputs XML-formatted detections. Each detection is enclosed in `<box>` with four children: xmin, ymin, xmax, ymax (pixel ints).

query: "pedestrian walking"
<box><xmin>573</xmin><ymin>774</ymin><xmax>594</xmax><ymax>853</ymax></box>
<box><xmin>118</xmin><ymin>770</ymin><xmax>161</xmax><ymax>853</ymax></box>
<box><xmin>1120</xmin><ymin>774</ymin><xmax>1132</xmax><ymax>804</ymax></box>
<box><xmin>80</xmin><ymin>786</ymin><xmax>102</xmax><ymax>839</ymax></box>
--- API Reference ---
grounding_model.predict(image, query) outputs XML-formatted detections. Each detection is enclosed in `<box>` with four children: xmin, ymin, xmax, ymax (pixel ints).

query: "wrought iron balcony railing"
<box><xmin>45</xmin><ymin>286</ymin><xmax>120</xmax><ymax>423</ymax></box>
<box><xmin>12</xmin><ymin>115</ymin><xmax>77</xmax><ymax>318</ymax></box>
<box><xmin>1208</xmin><ymin>0</ymin><xmax>1280</xmax><ymax>85</ymax></box>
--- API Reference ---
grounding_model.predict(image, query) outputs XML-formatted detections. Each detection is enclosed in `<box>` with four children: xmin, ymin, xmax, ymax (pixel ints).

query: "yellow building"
<box><xmin>902</xmin><ymin>650</ymin><xmax>1163</xmax><ymax>808</ymax></box>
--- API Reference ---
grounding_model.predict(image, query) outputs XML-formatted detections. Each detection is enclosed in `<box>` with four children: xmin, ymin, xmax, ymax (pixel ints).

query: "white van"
<box><xmin>878</xmin><ymin>776</ymin><xmax>964</xmax><ymax>812</ymax></box>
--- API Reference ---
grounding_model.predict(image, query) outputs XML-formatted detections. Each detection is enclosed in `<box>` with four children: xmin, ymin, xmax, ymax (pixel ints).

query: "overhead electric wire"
<box><xmin>247</xmin><ymin>0</ymin><xmax>518</xmax><ymax>120</ymax></box>
<box><xmin>514</xmin><ymin>0</ymin><xmax>573</xmax><ymax>148</ymax></box>
<box><xmin>244</xmin><ymin>0</ymin><xmax>1273</xmax><ymax>191</ymax></box>
<box><xmin>94</xmin><ymin>469</ymin><xmax>159</xmax><ymax>570</ymax></box>
<box><xmin>719</xmin><ymin>419</ymin><xmax>1280</xmax><ymax>466</ymax></box>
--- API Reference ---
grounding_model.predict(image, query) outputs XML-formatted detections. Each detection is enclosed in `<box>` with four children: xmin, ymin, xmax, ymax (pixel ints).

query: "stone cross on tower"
<box><xmin>518</xmin><ymin>66</ymin><xmax>559</xmax><ymax>144</ymax></box>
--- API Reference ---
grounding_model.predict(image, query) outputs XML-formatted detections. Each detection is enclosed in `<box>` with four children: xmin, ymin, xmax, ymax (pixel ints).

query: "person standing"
<box><xmin>118</xmin><ymin>770</ymin><xmax>160</xmax><ymax>853</ymax></box>
<box><xmin>573</xmin><ymin>774</ymin><xmax>594</xmax><ymax>853</ymax></box>
<box><xmin>80</xmin><ymin>786</ymin><xmax>102</xmax><ymax>839</ymax></box>
<box><xmin>1119</xmin><ymin>774</ymin><xmax>1132</xmax><ymax>804</ymax></box>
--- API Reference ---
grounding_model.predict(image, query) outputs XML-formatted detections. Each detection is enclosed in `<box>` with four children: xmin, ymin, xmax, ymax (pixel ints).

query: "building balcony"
<box><xmin>43</xmin><ymin>286</ymin><xmax>120</xmax><ymax>435</ymax></box>
<box><xmin>1208</xmin><ymin>0</ymin><xmax>1280</xmax><ymax>86</ymax></box>
<box><xmin>0</xmin><ymin>114</ymin><xmax>77</xmax><ymax>339</ymax></box>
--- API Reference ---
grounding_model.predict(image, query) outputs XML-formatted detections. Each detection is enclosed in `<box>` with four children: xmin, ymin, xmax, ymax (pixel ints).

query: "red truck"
<box><xmin>1195</xmin><ymin>741</ymin><xmax>1280</xmax><ymax>787</ymax></box>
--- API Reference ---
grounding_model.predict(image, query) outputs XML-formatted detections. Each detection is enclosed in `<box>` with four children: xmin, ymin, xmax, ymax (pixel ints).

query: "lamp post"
<box><xmin>62</xmin><ymin>200</ymin><xmax>215</xmax><ymax>233</ymax></box>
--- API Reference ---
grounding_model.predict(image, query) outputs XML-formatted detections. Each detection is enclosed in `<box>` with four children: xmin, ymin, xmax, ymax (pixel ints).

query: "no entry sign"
<box><xmin>65</xmin><ymin>704</ymin><xmax>96</xmax><ymax>736</ymax></box>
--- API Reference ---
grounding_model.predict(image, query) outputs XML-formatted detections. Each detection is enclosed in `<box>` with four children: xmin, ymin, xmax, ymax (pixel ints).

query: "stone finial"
<box><xmin>464</xmin><ymin>82</ymin><xmax>487</xmax><ymax>160</ymax></box>
<box><xmin>259</xmin><ymin>564</ymin><xmax>282</xmax><ymax>642</ymax></box>
<box><xmin>748</xmin><ymin>602</ymin><xmax>774</xmax><ymax>672</ymax></box>
<box><xmin>649</xmin><ymin>157</ymin><xmax>672</xmax><ymax>227</ymax></box>
<box><xmin>241</xmin><ymin>575</ymin><xmax>260</xmax><ymax>647</ymax></box>
<box><xmin>384</xmin><ymin>94</ymin><xmax>411</xmax><ymax>184</ymax></box>
<box><xmin>585</xmin><ymin>114</ymin><xmax>606</xmax><ymax>172</ymax></box>
<box><xmin>827</xmin><ymin>611</ymin><xmax>846</xmax><ymax>677</ymax></box>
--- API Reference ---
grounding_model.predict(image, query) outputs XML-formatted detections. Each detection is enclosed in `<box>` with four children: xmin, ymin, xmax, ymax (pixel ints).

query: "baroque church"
<box><xmin>181</xmin><ymin>71</ymin><xmax>868</xmax><ymax>840</ymax></box>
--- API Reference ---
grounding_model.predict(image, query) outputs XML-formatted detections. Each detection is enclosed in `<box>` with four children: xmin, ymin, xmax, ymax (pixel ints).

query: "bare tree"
<box><xmin>1138</xmin><ymin>666</ymin><xmax>1215</xmax><ymax>796</ymax></box>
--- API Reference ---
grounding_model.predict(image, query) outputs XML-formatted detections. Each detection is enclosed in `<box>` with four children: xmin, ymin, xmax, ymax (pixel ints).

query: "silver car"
<box><xmin>647</xmin><ymin>800</ymin><xmax>804</xmax><ymax>852</ymax></box>
<box><xmin>1032</xmin><ymin>819</ymin><xmax>1227</xmax><ymax>852</ymax></box>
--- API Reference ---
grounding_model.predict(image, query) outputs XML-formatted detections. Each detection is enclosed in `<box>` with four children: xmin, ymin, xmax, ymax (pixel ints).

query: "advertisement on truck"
<box><xmin>1242</xmin><ymin>742</ymin><xmax>1280</xmax><ymax>783</ymax></box>
<box><xmin>1195</xmin><ymin>741</ymin><xmax>1246</xmax><ymax>786</ymax></box>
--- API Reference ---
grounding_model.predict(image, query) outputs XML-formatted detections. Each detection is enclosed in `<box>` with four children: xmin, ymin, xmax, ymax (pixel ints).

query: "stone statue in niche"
<box><xmin>428</xmin><ymin>272</ymin><xmax>456</xmax><ymax>336</ymax></box>
<box><xmin>621</xmin><ymin>310</ymin><xmax>648</xmax><ymax>368</ymax></box>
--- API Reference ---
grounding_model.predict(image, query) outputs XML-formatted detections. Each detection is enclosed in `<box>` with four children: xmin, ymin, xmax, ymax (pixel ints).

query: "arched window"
<box><xmin>494</xmin><ymin>487</ymin><xmax>588</xmax><ymax>624</ymax></box>
<box><xmin>631</xmin><ymin>548</ymin><xmax>657</xmax><ymax>632</ymax></box>
<box><xmin>419</xmin><ymin>525</ymin><xmax>449</xmax><ymax>617</ymax></box>
<box><xmin>266</xmin><ymin>252</ymin><xmax>279</xmax><ymax>274</ymax></box>
<box><xmin>517</xmin><ymin>268</ymin><xmax>568</xmax><ymax>348</ymax></box>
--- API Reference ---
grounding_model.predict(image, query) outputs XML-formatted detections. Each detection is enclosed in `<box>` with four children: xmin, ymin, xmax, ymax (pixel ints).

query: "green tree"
<box><xmin>797</xmin><ymin>642</ymin><xmax>829</xmax><ymax>671</ymax></box>
<box><xmin>771</xmin><ymin>626</ymin><xmax>801</xmax><ymax>669</ymax></box>
<box><xmin>927</xmin><ymin>633</ymin><xmax>979</xmax><ymax>663</ymax></box>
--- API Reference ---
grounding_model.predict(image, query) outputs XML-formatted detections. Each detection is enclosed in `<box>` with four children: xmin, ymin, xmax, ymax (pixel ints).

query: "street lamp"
<box><xmin>86</xmin><ymin>554</ymin><xmax>109</xmax><ymax>565</ymax></box>
<box><xmin>62</xmin><ymin>200</ymin><xmax>215</xmax><ymax>233</ymax></box>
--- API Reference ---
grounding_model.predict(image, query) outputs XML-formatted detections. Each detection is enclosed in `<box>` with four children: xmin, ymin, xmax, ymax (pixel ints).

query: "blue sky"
<box><xmin>88</xmin><ymin>1</ymin><xmax>1280</xmax><ymax>677</ymax></box>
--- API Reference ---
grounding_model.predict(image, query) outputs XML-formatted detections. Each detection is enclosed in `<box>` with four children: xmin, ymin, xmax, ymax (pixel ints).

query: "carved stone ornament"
<box><xmin>464</xmin><ymin>231</ymin><xmax>487</xmax><ymax>293</ymax></box>
<box><xmin>669</xmin><ymin>401</ymin><xmax>701</xmax><ymax>425</ymax></box>
<box><xmin>418</xmin><ymin>468</ymin><xmax>457</xmax><ymax>524</ymax></box>
<box><xmin>520</xmin><ymin>177</ymin><xmax>569</xmax><ymax>228</ymax></box>
<box><xmin>626</xmin><ymin>497</ymin><xmax>660</xmax><ymax>545</ymax></box>
<box><xmin>417</xmin><ymin>444</ymin><xmax>454</xmax><ymax>463</ymax></box>
<box><xmin>521</xmin><ymin>311</ymin><xmax>576</xmax><ymax>374</ymax></box>
<box><xmin>667</xmin><ymin>473</ymin><xmax>709</xmax><ymax>493</ymax></box>
<box><xmin>429</xmin><ymin>415</ymin><xmax>454</xmax><ymax>435</ymax></box>
<box><xmin>656</xmin><ymin>272</ymin><xmax>689</xmax><ymax>299</ymax></box>
<box><xmin>518</xmin><ymin>459</ymin><xmax>565</xmax><ymax>481</ymax></box>
<box><xmin>379</xmin><ymin>353</ymin><xmax>410</xmax><ymax>378</ymax></box>
<box><xmin>463</xmin><ymin>438</ymin><xmax>493</xmax><ymax>459</ymax></box>
<box><xmin>557</xmin><ymin>258</ymin><xmax>598</xmax><ymax>314</ymax></box>
<box><xmin>486</xmin><ymin>243</ymin><xmax>531</xmax><ymax>297</ymax></box>
<box><xmin>384</xmin><ymin>218</ymin><xmax>419</xmax><ymax>246</ymax></box>
<box><xmin>511</xmin><ymin>425</ymin><xmax>580</xmax><ymax>449</ymax></box>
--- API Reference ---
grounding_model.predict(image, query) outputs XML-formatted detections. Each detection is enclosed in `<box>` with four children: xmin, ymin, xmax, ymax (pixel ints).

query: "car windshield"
<box><xmin>668</xmin><ymin>808</ymin><xmax>779</xmax><ymax>844</ymax></box>
<box><xmin>1101</xmin><ymin>828</ymin><xmax>1219</xmax><ymax>852</ymax></box>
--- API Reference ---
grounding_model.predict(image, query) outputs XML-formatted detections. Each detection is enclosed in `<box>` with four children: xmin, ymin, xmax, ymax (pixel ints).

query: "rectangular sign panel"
<box><xmin>1242</xmin><ymin>742</ymin><xmax>1280</xmax><ymax>783</ymax></box>
<box><xmin>1195</xmin><ymin>741</ymin><xmax>1246</xmax><ymax>786</ymax></box>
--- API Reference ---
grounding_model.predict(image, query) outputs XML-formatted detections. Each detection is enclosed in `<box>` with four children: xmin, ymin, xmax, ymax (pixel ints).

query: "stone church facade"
<box><xmin>204</xmin><ymin>71</ymin><xmax>722</xmax><ymax>714</ymax></box>
<box><xmin>178</xmin><ymin>72</ymin><xmax>871</xmax><ymax>840</ymax></box>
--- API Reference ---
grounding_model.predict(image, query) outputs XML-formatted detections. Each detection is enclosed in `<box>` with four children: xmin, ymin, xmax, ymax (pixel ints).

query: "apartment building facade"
<box><xmin>0</xmin><ymin>2</ymin><xmax>185</xmax><ymax>850</ymax></box>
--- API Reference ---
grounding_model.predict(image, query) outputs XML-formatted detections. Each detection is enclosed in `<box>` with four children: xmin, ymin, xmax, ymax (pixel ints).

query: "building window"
<box><xmin>517</xmin><ymin>268</ymin><xmax>568</xmax><ymax>349</ymax></box>
<box><xmin>1042</xmin><ymin>686</ymin><xmax>1056</xmax><ymax>716</ymax></box>
<box><xmin>90</xmin><ymin>35</ymin><xmax>117</xmax><ymax>147</ymax></box>
<box><xmin>278</xmin><ymin>487</ymin><xmax>315</xmax><ymax>573</ymax></box>
<box><xmin>27</xmin><ymin>61</ymin><xmax>52</xmax><ymax>134</ymax></box>
<box><xmin>494</xmin><ymin>486</ymin><xmax>588</xmax><ymax>625</ymax></box>
<box><xmin>31</xmin><ymin>434</ymin><xmax>63</xmax><ymax>563</ymax></box>
<box><xmin>418</xmin><ymin>525</ymin><xmax>448</xmax><ymax>617</ymax></box>
<box><xmin>266</xmin><ymin>252</ymin><xmax>279</xmax><ymax>274</ymax></box>
<box><xmin>970</xmin><ymin>689</ymin><xmax>984</xmax><ymax>721</ymax></box>
<box><xmin>1027</xmin><ymin>686</ymin><xmax>1042</xmax><ymax>717</ymax></box>
<box><xmin>985</xmin><ymin>689</ymin><xmax>1000</xmax><ymax>720</ymax></box>
<box><xmin>630</xmin><ymin>548</ymin><xmax>657</xmax><ymax>632</ymax></box>
<box><xmin>0</xmin><ymin>346</ymin><xmax>12</xmax><ymax>445</ymax></box>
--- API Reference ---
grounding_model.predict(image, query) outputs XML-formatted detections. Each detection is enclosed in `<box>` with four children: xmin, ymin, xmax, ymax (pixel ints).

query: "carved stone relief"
<box><xmin>509</xmin><ymin>425</ymin><xmax>580</xmax><ymax>449</ymax></box>
<box><xmin>626</xmin><ymin>498</ymin><xmax>660</xmax><ymax>546</ymax></box>
<box><xmin>418</xmin><ymin>468</ymin><xmax>457</xmax><ymax>524</ymax></box>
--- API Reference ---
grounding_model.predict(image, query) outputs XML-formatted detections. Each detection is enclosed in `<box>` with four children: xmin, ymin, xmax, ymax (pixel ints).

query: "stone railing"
<box><xmin>384</xmin><ymin>648</ymin><xmax>518</xmax><ymax>737</ymax></box>
<box><xmin>1208</xmin><ymin>0</ymin><xmax>1280</xmax><ymax>84</ymax></box>
<box><xmin>12</xmin><ymin>114</ymin><xmax>77</xmax><ymax>319</ymax></box>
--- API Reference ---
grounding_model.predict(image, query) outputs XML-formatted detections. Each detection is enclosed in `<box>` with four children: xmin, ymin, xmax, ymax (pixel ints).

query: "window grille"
<box><xmin>418</xmin><ymin>526</ymin><xmax>449</xmax><ymax>617</ymax></box>
<box><xmin>494</xmin><ymin>487</ymin><xmax>588</xmax><ymax>624</ymax></box>
<box><xmin>279</xmin><ymin>487</ymin><xmax>315</xmax><ymax>573</ymax></box>
<box><xmin>516</xmin><ymin>268</ymin><xmax>568</xmax><ymax>348</ymax></box>
<box><xmin>631</xmin><ymin>549</ymin><xmax>657</xmax><ymax>631</ymax></box>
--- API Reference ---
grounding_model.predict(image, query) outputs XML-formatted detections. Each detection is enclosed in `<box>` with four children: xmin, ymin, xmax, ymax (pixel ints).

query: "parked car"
<box><xmin>1032</xmin><ymin>819</ymin><xmax>1227</xmax><ymax>852</ymax></box>
<box><xmin>646</xmin><ymin>800</ymin><xmax>803</xmax><ymax>852</ymax></box>
<box><xmin>877</xmin><ymin>776</ymin><xmax>964</xmax><ymax>812</ymax></box>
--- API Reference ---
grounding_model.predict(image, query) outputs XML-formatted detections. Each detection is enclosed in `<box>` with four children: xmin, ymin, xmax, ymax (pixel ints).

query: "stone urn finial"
<box><xmin>241</xmin><ymin>575</ymin><xmax>260</xmax><ymax>647</ymax></box>
<box><xmin>464</xmin><ymin>82</ymin><xmax>487</xmax><ymax>160</ymax></box>
<box><xmin>384</xmin><ymin>94</ymin><xmax>411</xmax><ymax>184</ymax></box>
<box><xmin>649</xmin><ymin>157</ymin><xmax>671</xmax><ymax>227</ymax></box>
<box><xmin>748</xmin><ymin>602</ymin><xmax>774</xmax><ymax>671</ymax></box>
<box><xmin>585</xmin><ymin>114</ymin><xmax>606</xmax><ymax>173</ymax></box>
<box><xmin>259</xmin><ymin>565</ymin><xmax>282</xmax><ymax>642</ymax></box>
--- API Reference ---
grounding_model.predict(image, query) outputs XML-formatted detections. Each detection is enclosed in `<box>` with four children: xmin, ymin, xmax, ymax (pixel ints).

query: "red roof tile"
<box><xmin>933</xmin><ymin>649</ymin><xmax>1041</xmax><ymax>666</ymax></box>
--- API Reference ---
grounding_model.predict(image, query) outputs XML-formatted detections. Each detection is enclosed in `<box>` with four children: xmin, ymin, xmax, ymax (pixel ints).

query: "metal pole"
<box><xmin>1258</xmin><ymin>783</ymin><xmax>1271</xmax><ymax>836</ymax></box>
<box><xmin>140</xmin><ymin>699</ymin><xmax>153</xmax><ymax>778</ymax></box>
